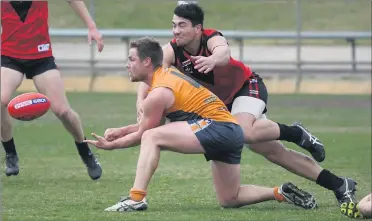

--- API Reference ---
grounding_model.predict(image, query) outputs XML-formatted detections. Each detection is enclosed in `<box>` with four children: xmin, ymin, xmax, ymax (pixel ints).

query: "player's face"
<box><xmin>126</xmin><ymin>48</ymin><xmax>147</xmax><ymax>82</ymax></box>
<box><xmin>172</xmin><ymin>15</ymin><xmax>199</xmax><ymax>47</ymax></box>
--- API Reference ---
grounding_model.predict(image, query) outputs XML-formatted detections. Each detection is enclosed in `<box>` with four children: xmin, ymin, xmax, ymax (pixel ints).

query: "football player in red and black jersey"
<box><xmin>1</xmin><ymin>0</ymin><xmax>103</xmax><ymax>180</ymax></box>
<box><xmin>135</xmin><ymin>3</ymin><xmax>359</xmax><ymax>216</ymax></box>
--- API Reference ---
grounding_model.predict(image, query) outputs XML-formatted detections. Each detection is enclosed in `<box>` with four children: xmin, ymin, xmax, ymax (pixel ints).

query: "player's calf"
<box><xmin>1</xmin><ymin>100</ymin><xmax>14</xmax><ymax>142</ymax></box>
<box><xmin>50</xmin><ymin>103</ymin><xmax>103</xmax><ymax>180</ymax></box>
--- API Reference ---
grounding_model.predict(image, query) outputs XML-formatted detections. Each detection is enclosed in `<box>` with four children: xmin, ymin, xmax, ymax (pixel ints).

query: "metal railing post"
<box><xmin>88</xmin><ymin>0</ymin><xmax>96</xmax><ymax>92</ymax></box>
<box><xmin>238</xmin><ymin>38</ymin><xmax>244</xmax><ymax>62</ymax></box>
<box><xmin>347</xmin><ymin>38</ymin><xmax>357</xmax><ymax>73</ymax></box>
<box><xmin>294</xmin><ymin>0</ymin><xmax>303</xmax><ymax>93</ymax></box>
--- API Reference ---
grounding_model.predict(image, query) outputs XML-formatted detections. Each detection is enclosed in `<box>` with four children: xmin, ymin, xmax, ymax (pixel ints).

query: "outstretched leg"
<box><xmin>211</xmin><ymin>160</ymin><xmax>317</xmax><ymax>209</ymax></box>
<box><xmin>33</xmin><ymin>69</ymin><xmax>102</xmax><ymax>180</ymax></box>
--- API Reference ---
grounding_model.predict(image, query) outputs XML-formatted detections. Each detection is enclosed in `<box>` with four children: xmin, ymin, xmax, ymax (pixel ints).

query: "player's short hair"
<box><xmin>129</xmin><ymin>37</ymin><xmax>163</xmax><ymax>68</ymax></box>
<box><xmin>174</xmin><ymin>3</ymin><xmax>204</xmax><ymax>27</ymax></box>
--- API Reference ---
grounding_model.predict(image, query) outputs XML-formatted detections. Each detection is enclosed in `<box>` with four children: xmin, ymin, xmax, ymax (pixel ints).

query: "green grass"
<box><xmin>48</xmin><ymin>0</ymin><xmax>371</xmax><ymax>46</ymax></box>
<box><xmin>2</xmin><ymin>93</ymin><xmax>371</xmax><ymax>221</ymax></box>
<box><xmin>49</xmin><ymin>0</ymin><xmax>371</xmax><ymax>31</ymax></box>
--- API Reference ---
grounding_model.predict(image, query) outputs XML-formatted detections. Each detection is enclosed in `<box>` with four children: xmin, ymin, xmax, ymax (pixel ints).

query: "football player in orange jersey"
<box><xmin>85</xmin><ymin>37</ymin><xmax>317</xmax><ymax>212</ymax></box>
<box><xmin>134</xmin><ymin>3</ymin><xmax>359</xmax><ymax>218</ymax></box>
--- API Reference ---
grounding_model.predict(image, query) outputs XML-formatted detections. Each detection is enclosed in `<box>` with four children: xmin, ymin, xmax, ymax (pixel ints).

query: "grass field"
<box><xmin>48</xmin><ymin>0</ymin><xmax>371</xmax><ymax>46</ymax></box>
<box><xmin>1</xmin><ymin>93</ymin><xmax>371</xmax><ymax>221</ymax></box>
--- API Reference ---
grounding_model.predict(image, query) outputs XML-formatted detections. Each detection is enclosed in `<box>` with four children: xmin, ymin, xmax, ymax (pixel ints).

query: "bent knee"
<box><xmin>217</xmin><ymin>192</ymin><xmax>241</xmax><ymax>208</ymax></box>
<box><xmin>218</xmin><ymin>197</ymin><xmax>240</xmax><ymax>208</ymax></box>
<box><xmin>1</xmin><ymin>94</ymin><xmax>11</xmax><ymax>107</ymax></box>
<box><xmin>141</xmin><ymin>129</ymin><xmax>159</xmax><ymax>143</ymax></box>
<box><xmin>358</xmin><ymin>204</ymin><xmax>372</xmax><ymax>218</ymax></box>
<box><xmin>243</xmin><ymin>129</ymin><xmax>261</xmax><ymax>144</ymax></box>
<box><xmin>51</xmin><ymin>105</ymin><xmax>71</xmax><ymax>119</ymax></box>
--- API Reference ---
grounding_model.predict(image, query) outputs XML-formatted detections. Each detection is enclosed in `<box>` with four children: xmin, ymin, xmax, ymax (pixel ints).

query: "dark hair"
<box><xmin>129</xmin><ymin>37</ymin><xmax>163</xmax><ymax>68</ymax></box>
<box><xmin>174</xmin><ymin>3</ymin><xmax>204</xmax><ymax>26</ymax></box>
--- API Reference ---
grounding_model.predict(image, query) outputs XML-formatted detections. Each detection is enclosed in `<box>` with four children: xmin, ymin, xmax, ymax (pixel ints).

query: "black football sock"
<box><xmin>276</xmin><ymin>123</ymin><xmax>303</xmax><ymax>143</ymax></box>
<box><xmin>316</xmin><ymin>169</ymin><xmax>344</xmax><ymax>191</ymax></box>
<box><xmin>75</xmin><ymin>138</ymin><xmax>92</xmax><ymax>158</ymax></box>
<box><xmin>2</xmin><ymin>138</ymin><xmax>17</xmax><ymax>155</ymax></box>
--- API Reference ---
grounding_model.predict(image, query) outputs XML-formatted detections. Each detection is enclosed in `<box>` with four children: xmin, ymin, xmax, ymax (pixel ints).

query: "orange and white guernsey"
<box><xmin>148</xmin><ymin>67</ymin><xmax>238</xmax><ymax>124</ymax></box>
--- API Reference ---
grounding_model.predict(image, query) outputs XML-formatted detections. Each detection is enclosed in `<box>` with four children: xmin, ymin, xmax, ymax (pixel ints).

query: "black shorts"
<box><xmin>1</xmin><ymin>55</ymin><xmax>57</xmax><ymax>79</ymax></box>
<box><xmin>188</xmin><ymin>119</ymin><xmax>244</xmax><ymax>164</ymax></box>
<box><xmin>226</xmin><ymin>73</ymin><xmax>268</xmax><ymax>114</ymax></box>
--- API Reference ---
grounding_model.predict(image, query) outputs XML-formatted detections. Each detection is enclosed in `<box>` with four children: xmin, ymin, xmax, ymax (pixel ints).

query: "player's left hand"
<box><xmin>88</xmin><ymin>27</ymin><xmax>104</xmax><ymax>52</ymax></box>
<box><xmin>84</xmin><ymin>133</ymin><xmax>115</xmax><ymax>150</ymax></box>
<box><xmin>191</xmin><ymin>56</ymin><xmax>216</xmax><ymax>73</ymax></box>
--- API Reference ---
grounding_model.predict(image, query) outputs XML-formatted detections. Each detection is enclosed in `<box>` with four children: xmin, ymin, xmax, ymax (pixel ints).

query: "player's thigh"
<box><xmin>142</xmin><ymin>121</ymin><xmax>205</xmax><ymax>154</ymax></box>
<box><xmin>211</xmin><ymin>160</ymin><xmax>241</xmax><ymax>203</ymax></box>
<box><xmin>229</xmin><ymin>74</ymin><xmax>268</xmax><ymax>119</ymax></box>
<box><xmin>230</xmin><ymin>76</ymin><xmax>268</xmax><ymax>140</ymax></box>
<box><xmin>33</xmin><ymin>69</ymin><xmax>70</xmax><ymax>111</ymax></box>
<box><xmin>1</xmin><ymin>66</ymin><xmax>24</xmax><ymax>105</ymax></box>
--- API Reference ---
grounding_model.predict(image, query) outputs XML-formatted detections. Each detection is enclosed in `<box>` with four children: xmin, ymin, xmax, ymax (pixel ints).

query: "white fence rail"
<box><xmin>50</xmin><ymin>28</ymin><xmax>371</xmax><ymax>76</ymax></box>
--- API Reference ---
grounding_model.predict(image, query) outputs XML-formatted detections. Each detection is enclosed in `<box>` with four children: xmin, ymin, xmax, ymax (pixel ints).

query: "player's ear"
<box><xmin>195</xmin><ymin>24</ymin><xmax>202</xmax><ymax>34</ymax></box>
<box><xmin>143</xmin><ymin>57</ymin><xmax>152</xmax><ymax>67</ymax></box>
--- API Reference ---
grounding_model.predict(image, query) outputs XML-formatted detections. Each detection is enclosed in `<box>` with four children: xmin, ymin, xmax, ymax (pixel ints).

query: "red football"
<box><xmin>7</xmin><ymin>92</ymin><xmax>51</xmax><ymax>121</ymax></box>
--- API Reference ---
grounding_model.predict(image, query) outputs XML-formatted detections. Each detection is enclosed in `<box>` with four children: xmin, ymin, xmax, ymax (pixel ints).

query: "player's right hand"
<box><xmin>88</xmin><ymin>27</ymin><xmax>104</xmax><ymax>52</ymax></box>
<box><xmin>84</xmin><ymin>133</ymin><xmax>115</xmax><ymax>150</ymax></box>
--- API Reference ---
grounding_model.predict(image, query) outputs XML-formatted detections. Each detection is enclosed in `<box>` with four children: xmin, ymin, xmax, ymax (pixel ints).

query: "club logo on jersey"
<box><xmin>181</xmin><ymin>59</ymin><xmax>194</xmax><ymax>74</ymax></box>
<box><xmin>37</xmin><ymin>44</ymin><xmax>50</xmax><ymax>52</ymax></box>
<box><xmin>249</xmin><ymin>78</ymin><xmax>258</xmax><ymax>83</ymax></box>
<box><xmin>204</xmin><ymin>95</ymin><xmax>217</xmax><ymax>104</ymax></box>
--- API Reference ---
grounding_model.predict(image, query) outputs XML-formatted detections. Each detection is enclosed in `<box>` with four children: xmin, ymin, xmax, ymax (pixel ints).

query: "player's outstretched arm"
<box><xmin>191</xmin><ymin>36</ymin><xmax>230</xmax><ymax>73</ymax></box>
<box><xmin>85</xmin><ymin>87</ymin><xmax>173</xmax><ymax>150</ymax></box>
<box><xmin>110</xmin><ymin>87</ymin><xmax>173</xmax><ymax>148</ymax></box>
<box><xmin>67</xmin><ymin>0</ymin><xmax>104</xmax><ymax>52</ymax></box>
<box><xmin>104</xmin><ymin>124</ymin><xmax>139</xmax><ymax>141</ymax></box>
<box><xmin>207</xmin><ymin>35</ymin><xmax>230</xmax><ymax>66</ymax></box>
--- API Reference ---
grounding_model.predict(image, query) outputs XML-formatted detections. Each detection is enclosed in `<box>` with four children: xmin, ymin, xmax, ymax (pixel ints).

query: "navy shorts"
<box><xmin>226</xmin><ymin>73</ymin><xmax>268</xmax><ymax>114</ymax></box>
<box><xmin>1</xmin><ymin>55</ymin><xmax>57</xmax><ymax>79</ymax></box>
<box><xmin>188</xmin><ymin>119</ymin><xmax>244</xmax><ymax>164</ymax></box>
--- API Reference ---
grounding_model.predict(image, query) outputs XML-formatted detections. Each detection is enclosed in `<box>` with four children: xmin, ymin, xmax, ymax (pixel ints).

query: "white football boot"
<box><xmin>104</xmin><ymin>196</ymin><xmax>148</xmax><ymax>212</ymax></box>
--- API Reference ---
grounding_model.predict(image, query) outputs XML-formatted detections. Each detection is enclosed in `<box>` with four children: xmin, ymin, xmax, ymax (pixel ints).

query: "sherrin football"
<box><xmin>8</xmin><ymin>92</ymin><xmax>51</xmax><ymax>121</ymax></box>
